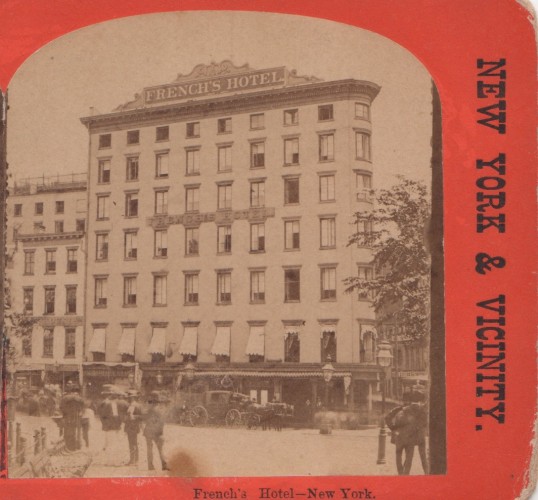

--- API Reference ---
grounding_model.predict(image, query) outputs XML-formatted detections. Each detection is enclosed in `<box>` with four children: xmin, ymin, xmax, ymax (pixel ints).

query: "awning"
<box><xmin>118</xmin><ymin>327</ymin><xmax>135</xmax><ymax>356</ymax></box>
<box><xmin>89</xmin><ymin>328</ymin><xmax>106</xmax><ymax>354</ymax></box>
<box><xmin>245</xmin><ymin>326</ymin><xmax>265</xmax><ymax>356</ymax></box>
<box><xmin>360</xmin><ymin>325</ymin><xmax>377</xmax><ymax>339</ymax></box>
<box><xmin>210</xmin><ymin>327</ymin><xmax>230</xmax><ymax>356</ymax></box>
<box><xmin>147</xmin><ymin>327</ymin><xmax>166</xmax><ymax>355</ymax></box>
<box><xmin>284</xmin><ymin>326</ymin><xmax>300</xmax><ymax>338</ymax></box>
<box><xmin>179</xmin><ymin>327</ymin><xmax>197</xmax><ymax>356</ymax></box>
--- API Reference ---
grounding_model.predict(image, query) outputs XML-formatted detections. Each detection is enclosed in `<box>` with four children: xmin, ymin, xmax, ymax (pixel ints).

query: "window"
<box><xmin>22</xmin><ymin>334</ymin><xmax>32</xmax><ymax>357</ymax></box>
<box><xmin>185</xmin><ymin>273</ymin><xmax>199</xmax><ymax>305</ymax></box>
<box><xmin>217</xmin><ymin>184</ymin><xmax>232</xmax><ymax>210</ymax></box>
<box><xmin>320</xmin><ymin>218</ymin><xmax>336</xmax><ymax>248</ymax></box>
<box><xmin>318</xmin><ymin>104</ymin><xmax>334</xmax><ymax>121</ymax></box>
<box><xmin>54</xmin><ymin>221</ymin><xmax>64</xmax><ymax>233</ymax></box>
<box><xmin>319</xmin><ymin>175</ymin><xmax>335</xmax><ymax>202</ymax></box>
<box><xmin>217</xmin><ymin>226</ymin><xmax>232</xmax><ymax>254</ymax></box>
<box><xmin>124</xmin><ymin>231</ymin><xmax>138</xmax><ymax>259</ymax></box>
<box><xmin>250</xmin><ymin>181</ymin><xmax>265</xmax><ymax>207</ymax></box>
<box><xmin>123</xmin><ymin>276</ymin><xmax>137</xmax><ymax>306</ymax></box>
<box><xmin>44</xmin><ymin>287</ymin><xmax>55</xmax><ymax>314</ymax></box>
<box><xmin>250</xmin><ymin>113</ymin><xmax>264</xmax><ymax>130</ymax></box>
<box><xmin>99</xmin><ymin>134</ymin><xmax>111</xmax><ymax>149</ymax></box>
<box><xmin>284</xmin><ymin>268</ymin><xmax>300</xmax><ymax>302</ymax></box>
<box><xmin>284</xmin><ymin>109</ymin><xmax>298</xmax><ymax>125</ymax></box>
<box><xmin>45</xmin><ymin>249</ymin><xmax>56</xmax><ymax>273</ymax></box>
<box><xmin>126</xmin><ymin>157</ymin><xmax>139</xmax><ymax>181</ymax></box>
<box><xmin>154</xmin><ymin>229</ymin><xmax>168</xmax><ymax>257</ymax></box>
<box><xmin>186</xmin><ymin>149</ymin><xmax>200</xmax><ymax>175</ymax></box>
<box><xmin>43</xmin><ymin>329</ymin><xmax>54</xmax><ymax>358</ymax></box>
<box><xmin>76</xmin><ymin>219</ymin><xmax>86</xmax><ymax>232</ymax></box>
<box><xmin>357</xmin><ymin>265</ymin><xmax>374</xmax><ymax>300</ymax></box>
<box><xmin>356</xmin><ymin>131</ymin><xmax>371</xmax><ymax>160</ymax></box>
<box><xmin>321</xmin><ymin>329</ymin><xmax>337</xmax><ymax>362</ymax></box>
<box><xmin>218</xmin><ymin>145</ymin><xmax>232</xmax><ymax>172</ymax></box>
<box><xmin>356</xmin><ymin>219</ymin><xmax>374</xmax><ymax>245</ymax></box>
<box><xmin>35</xmin><ymin>202</ymin><xmax>44</xmax><ymax>215</ymax></box>
<box><xmin>284</xmin><ymin>330</ymin><xmax>300</xmax><ymax>362</ymax></box>
<box><xmin>217</xmin><ymin>272</ymin><xmax>232</xmax><ymax>304</ymax></box>
<box><xmin>67</xmin><ymin>249</ymin><xmax>77</xmax><ymax>273</ymax></box>
<box><xmin>284</xmin><ymin>177</ymin><xmax>299</xmax><ymax>204</ymax></box>
<box><xmin>156</xmin><ymin>126</ymin><xmax>169</xmax><ymax>141</ymax></box>
<box><xmin>319</xmin><ymin>134</ymin><xmax>334</xmax><ymax>161</ymax></box>
<box><xmin>127</xmin><ymin>130</ymin><xmax>139</xmax><ymax>145</ymax></box>
<box><xmin>185</xmin><ymin>227</ymin><xmax>199</xmax><ymax>256</ymax></box>
<box><xmin>155</xmin><ymin>190</ymin><xmax>168</xmax><ymax>214</ymax></box>
<box><xmin>24</xmin><ymin>251</ymin><xmax>35</xmax><ymax>275</ymax></box>
<box><xmin>33</xmin><ymin>221</ymin><xmax>45</xmax><ymax>233</ymax></box>
<box><xmin>186</xmin><ymin>122</ymin><xmax>200</xmax><ymax>138</ymax></box>
<box><xmin>356</xmin><ymin>172</ymin><xmax>372</xmax><ymax>189</ymax></box>
<box><xmin>96</xmin><ymin>233</ymin><xmax>109</xmax><ymax>261</ymax></box>
<box><xmin>250</xmin><ymin>142</ymin><xmax>265</xmax><ymax>168</ymax></box>
<box><xmin>125</xmin><ymin>192</ymin><xmax>138</xmax><ymax>217</ymax></box>
<box><xmin>250</xmin><ymin>223</ymin><xmax>265</xmax><ymax>252</ymax></box>
<box><xmin>153</xmin><ymin>275</ymin><xmax>167</xmax><ymax>306</ymax></box>
<box><xmin>94</xmin><ymin>277</ymin><xmax>108</xmax><ymax>307</ymax></box>
<box><xmin>355</xmin><ymin>102</ymin><xmax>370</xmax><ymax>120</ymax></box>
<box><xmin>65</xmin><ymin>286</ymin><xmax>77</xmax><ymax>314</ymax></box>
<box><xmin>54</xmin><ymin>201</ymin><xmax>64</xmax><ymax>214</ymax></box>
<box><xmin>284</xmin><ymin>138</ymin><xmax>299</xmax><ymax>165</ymax></box>
<box><xmin>23</xmin><ymin>288</ymin><xmax>34</xmax><ymax>315</ymax></box>
<box><xmin>155</xmin><ymin>152</ymin><xmax>169</xmax><ymax>178</ymax></box>
<box><xmin>250</xmin><ymin>270</ymin><xmax>265</xmax><ymax>303</ymax></box>
<box><xmin>97</xmin><ymin>195</ymin><xmax>109</xmax><ymax>220</ymax></box>
<box><xmin>98</xmin><ymin>159</ymin><xmax>111</xmax><ymax>183</ymax></box>
<box><xmin>284</xmin><ymin>220</ymin><xmax>300</xmax><ymax>250</ymax></box>
<box><xmin>14</xmin><ymin>204</ymin><xmax>22</xmax><ymax>216</ymax></box>
<box><xmin>185</xmin><ymin>187</ymin><xmax>200</xmax><ymax>212</ymax></box>
<box><xmin>65</xmin><ymin>328</ymin><xmax>76</xmax><ymax>357</ymax></box>
<box><xmin>217</xmin><ymin>118</ymin><xmax>232</xmax><ymax>134</ymax></box>
<box><xmin>320</xmin><ymin>267</ymin><xmax>337</xmax><ymax>300</ymax></box>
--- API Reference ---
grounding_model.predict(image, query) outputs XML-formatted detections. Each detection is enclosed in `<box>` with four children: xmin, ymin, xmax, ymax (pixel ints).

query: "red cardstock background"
<box><xmin>0</xmin><ymin>0</ymin><xmax>536</xmax><ymax>498</ymax></box>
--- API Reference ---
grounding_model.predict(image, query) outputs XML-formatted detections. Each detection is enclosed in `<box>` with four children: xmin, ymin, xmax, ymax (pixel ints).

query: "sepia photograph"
<box><xmin>3</xmin><ymin>11</ymin><xmax>443</xmax><ymax>478</ymax></box>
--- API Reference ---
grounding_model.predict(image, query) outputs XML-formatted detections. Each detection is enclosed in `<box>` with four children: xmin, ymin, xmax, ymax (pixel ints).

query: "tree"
<box><xmin>345</xmin><ymin>176</ymin><xmax>431</xmax><ymax>341</ymax></box>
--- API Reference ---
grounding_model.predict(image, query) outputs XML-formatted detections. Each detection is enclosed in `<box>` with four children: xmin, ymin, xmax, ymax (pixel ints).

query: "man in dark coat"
<box><xmin>143</xmin><ymin>391</ymin><xmax>168</xmax><ymax>471</ymax></box>
<box><xmin>123</xmin><ymin>390</ymin><xmax>143</xmax><ymax>465</ymax></box>
<box><xmin>60</xmin><ymin>383</ymin><xmax>85</xmax><ymax>451</ymax></box>
<box><xmin>97</xmin><ymin>389</ymin><xmax>128</xmax><ymax>462</ymax></box>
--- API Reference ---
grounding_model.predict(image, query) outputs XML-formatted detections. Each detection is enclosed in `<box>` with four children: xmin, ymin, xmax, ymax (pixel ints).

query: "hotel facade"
<box><xmin>80</xmin><ymin>61</ymin><xmax>385</xmax><ymax>417</ymax></box>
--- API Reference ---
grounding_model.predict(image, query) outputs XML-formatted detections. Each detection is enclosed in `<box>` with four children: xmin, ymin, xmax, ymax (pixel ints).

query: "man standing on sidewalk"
<box><xmin>124</xmin><ymin>390</ymin><xmax>143</xmax><ymax>465</ymax></box>
<box><xmin>143</xmin><ymin>391</ymin><xmax>169</xmax><ymax>471</ymax></box>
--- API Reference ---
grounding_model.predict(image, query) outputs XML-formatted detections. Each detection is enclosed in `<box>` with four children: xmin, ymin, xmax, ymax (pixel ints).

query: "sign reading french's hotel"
<box><xmin>144</xmin><ymin>66</ymin><xmax>286</xmax><ymax>104</ymax></box>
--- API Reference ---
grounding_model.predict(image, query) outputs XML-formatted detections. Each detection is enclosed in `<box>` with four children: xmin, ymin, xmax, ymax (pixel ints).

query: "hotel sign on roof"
<box><xmin>144</xmin><ymin>65</ymin><xmax>286</xmax><ymax>105</ymax></box>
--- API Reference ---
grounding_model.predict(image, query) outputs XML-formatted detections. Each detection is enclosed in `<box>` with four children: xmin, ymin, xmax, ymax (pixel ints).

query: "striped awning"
<box><xmin>147</xmin><ymin>327</ymin><xmax>166</xmax><ymax>355</ymax></box>
<box><xmin>179</xmin><ymin>327</ymin><xmax>197</xmax><ymax>356</ymax></box>
<box><xmin>210</xmin><ymin>327</ymin><xmax>230</xmax><ymax>356</ymax></box>
<box><xmin>89</xmin><ymin>328</ymin><xmax>106</xmax><ymax>354</ymax></box>
<box><xmin>245</xmin><ymin>326</ymin><xmax>265</xmax><ymax>356</ymax></box>
<box><xmin>118</xmin><ymin>328</ymin><xmax>135</xmax><ymax>356</ymax></box>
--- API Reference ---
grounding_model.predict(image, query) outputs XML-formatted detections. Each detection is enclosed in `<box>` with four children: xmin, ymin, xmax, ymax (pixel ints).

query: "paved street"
<box><xmin>10</xmin><ymin>414</ymin><xmax>427</xmax><ymax>477</ymax></box>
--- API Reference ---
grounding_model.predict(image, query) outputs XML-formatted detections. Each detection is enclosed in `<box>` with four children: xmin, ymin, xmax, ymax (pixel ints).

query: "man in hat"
<box><xmin>143</xmin><ymin>391</ymin><xmax>168</xmax><ymax>471</ymax></box>
<box><xmin>123</xmin><ymin>390</ymin><xmax>143</xmax><ymax>465</ymax></box>
<box><xmin>98</xmin><ymin>387</ymin><xmax>128</xmax><ymax>463</ymax></box>
<box><xmin>60</xmin><ymin>382</ymin><xmax>84</xmax><ymax>451</ymax></box>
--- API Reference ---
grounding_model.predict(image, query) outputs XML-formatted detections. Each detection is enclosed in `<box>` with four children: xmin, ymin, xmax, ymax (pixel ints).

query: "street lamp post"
<box><xmin>319</xmin><ymin>359</ymin><xmax>335</xmax><ymax>435</ymax></box>
<box><xmin>376</xmin><ymin>340</ymin><xmax>393</xmax><ymax>465</ymax></box>
<box><xmin>184</xmin><ymin>361</ymin><xmax>196</xmax><ymax>404</ymax></box>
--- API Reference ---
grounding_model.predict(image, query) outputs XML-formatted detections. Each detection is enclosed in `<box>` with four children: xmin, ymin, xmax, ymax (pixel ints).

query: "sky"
<box><xmin>6</xmin><ymin>11</ymin><xmax>433</xmax><ymax>190</ymax></box>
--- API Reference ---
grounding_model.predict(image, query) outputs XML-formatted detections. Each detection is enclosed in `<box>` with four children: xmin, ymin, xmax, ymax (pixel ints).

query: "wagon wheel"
<box><xmin>246</xmin><ymin>413</ymin><xmax>261</xmax><ymax>430</ymax></box>
<box><xmin>225</xmin><ymin>409</ymin><xmax>242</xmax><ymax>427</ymax></box>
<box><xmin>188</xmin><ymin>405</ymin><xmax>209</xmax><ymax>426</ymax></box>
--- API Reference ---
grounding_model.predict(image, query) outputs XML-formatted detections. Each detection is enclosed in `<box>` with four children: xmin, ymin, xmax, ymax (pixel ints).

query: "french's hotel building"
<box><xmin>81</xmin><ymin>61</ymin><xmax>382</xmax><ymax>420</ymax></box>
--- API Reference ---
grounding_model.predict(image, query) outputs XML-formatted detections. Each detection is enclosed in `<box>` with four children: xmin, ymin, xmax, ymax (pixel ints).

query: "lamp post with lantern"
<box><xmin>319</xmin><ymin>358</ymin><xmax>335</xmax><ymax>434</ymax></box>
<box><xmin>376</xmin><ymin>340</ymin><xmax>393</xmax><ymax>465</ymax></box>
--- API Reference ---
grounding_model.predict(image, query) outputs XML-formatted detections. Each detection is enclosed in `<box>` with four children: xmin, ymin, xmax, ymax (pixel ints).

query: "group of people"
<box><xmin>96</xmin><ymin>387</ymin><xmax>168</xmax><ymax>471</ymax></box>
<box><xmin>385</xmin><ymin>384</ymin><xmax>429</xmax><ymax>475</ymax></box>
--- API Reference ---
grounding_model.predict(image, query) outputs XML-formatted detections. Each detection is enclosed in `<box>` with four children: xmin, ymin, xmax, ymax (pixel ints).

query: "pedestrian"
<box><xmin>97</xmin><ymin>387</ymin><xmax>128</xmax><ymax>462</ymax></box>
<box><xmin>123</xmin><ymin>390</ymin><xmax>143</xmax><ymax>465</ymax></box>
<box><xmin>81</xmin><ymin>401</ymin><xmax>93</xmax><ymax>448</ymax></box>
<box><xmin>385</xmin><ymin>390</ymin><xmax>428</xmax><ymax>475</ymax></box>
<box><xmin>60</xmin><ymin>383</ymin><xmax>85</xmax><ymax>451</ymax></box>
<box><xmin>143</xmin><ymin>391</ymin><xmax>169</xmax><ymax>471</ymax></box>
